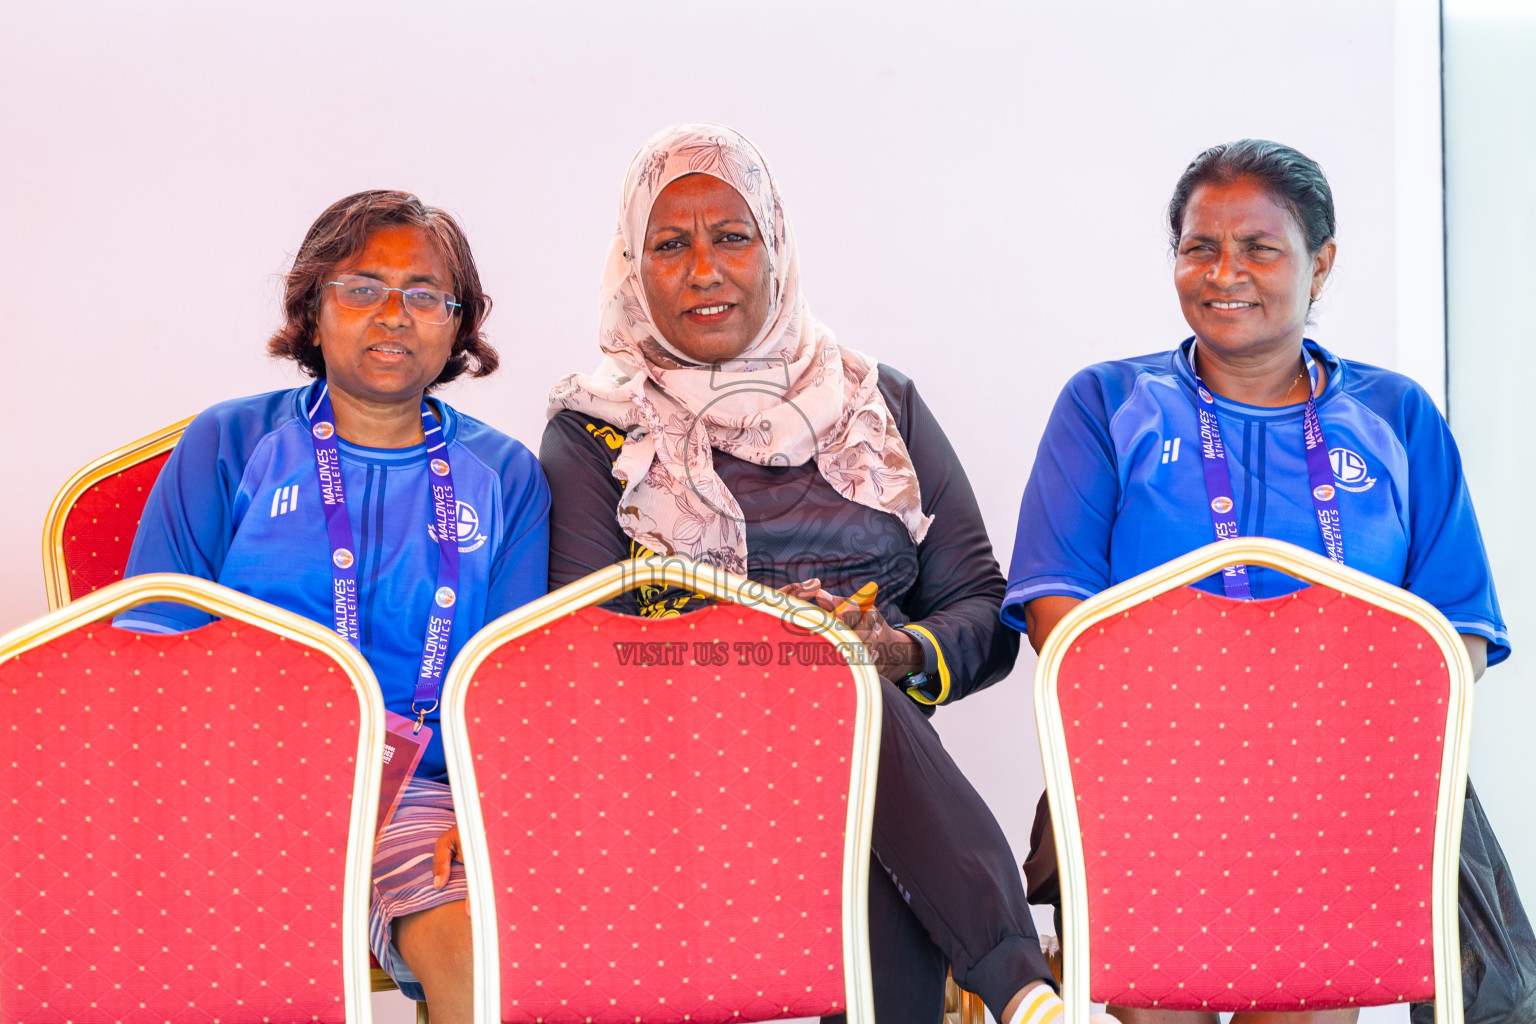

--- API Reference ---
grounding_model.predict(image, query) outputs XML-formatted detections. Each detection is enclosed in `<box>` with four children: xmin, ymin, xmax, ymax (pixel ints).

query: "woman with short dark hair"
<box><xmin>265</xmin><ymin>190</ymin><xmax>499</xmax><ymax>385</ymax></box>
<box><xmin>1006</xmin><ymin>140</ymin><xmax>1508</xmax><ymax>1024</ymax></box>
<box><xmin>122</xmin><ymin>189</ymin><xmax>550</xmax><ymax>1024</ymax></box>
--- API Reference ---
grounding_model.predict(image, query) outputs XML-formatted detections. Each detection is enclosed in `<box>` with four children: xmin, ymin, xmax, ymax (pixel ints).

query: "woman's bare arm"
<box><xmin>1462</xmin><ymin>633</ymin><xmax>1488</xmax><ymax>682</ymax></box>
<box><xmin>1023</xmin><ymin>595</ymin><xmax>1084</xmax><ymax>655</ymax></box>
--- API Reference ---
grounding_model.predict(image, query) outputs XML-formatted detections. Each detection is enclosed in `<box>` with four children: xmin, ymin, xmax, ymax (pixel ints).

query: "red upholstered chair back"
<box><xmin>0</xmin><ymin>574</ymin><xmax>384</xmax><ymax>1024</ymax></box>
<box><xmin>42</xmin><ymin>417</ymin><xmax>191</xmax><ymax>610</ymax></box>
<box><xmin>1035</xmin><ymin>538</ymin><xmax>1471</xmax><ymax>1023</ymax></box>
<box><xmin>442</xmin><ymin>558</ymin><xmax>881</xmax><ymax>1024</ymax></box>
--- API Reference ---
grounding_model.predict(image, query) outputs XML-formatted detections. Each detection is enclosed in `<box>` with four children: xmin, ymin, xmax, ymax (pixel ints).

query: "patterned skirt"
<box><xmin>368</xmin><ymin>775</ymin><xmax>468</xmax><ymax>1002</ymax></box>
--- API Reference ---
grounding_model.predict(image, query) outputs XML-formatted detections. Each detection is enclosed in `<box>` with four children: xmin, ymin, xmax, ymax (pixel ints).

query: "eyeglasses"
<box><xmin>323</xmin><ymin>275</ymin><xmax>462</xmax><ymax>325</ymax></box>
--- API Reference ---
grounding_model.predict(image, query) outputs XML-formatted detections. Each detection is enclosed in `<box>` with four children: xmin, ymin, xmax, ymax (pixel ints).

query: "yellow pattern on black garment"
<box><xmin>585</xmin><ymin>423</ymin><xmax>625</xmax><ymax>449</ymax></box>
<box><xmin>628</xmin><ymin>540</ymin><xmax>710</xmax><ymax>618</ymax></box>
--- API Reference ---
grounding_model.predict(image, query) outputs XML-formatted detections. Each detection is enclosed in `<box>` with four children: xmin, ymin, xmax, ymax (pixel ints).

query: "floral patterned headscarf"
<box><xmin>548</xmin><ymin>122</ymin><xmax>931</xmax><ymax>574</ymax></box>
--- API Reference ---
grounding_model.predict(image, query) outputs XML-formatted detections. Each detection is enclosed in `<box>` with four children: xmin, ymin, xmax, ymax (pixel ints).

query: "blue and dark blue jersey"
<box><xmin>1004</xmin><ymin>340</ymin><xmax>1509</xmax><ymax>665</ymax></box>
<box><xmin>120</xmin><ymin>383</ymin><xmax>552</xmax><ymax>780</ymax></box>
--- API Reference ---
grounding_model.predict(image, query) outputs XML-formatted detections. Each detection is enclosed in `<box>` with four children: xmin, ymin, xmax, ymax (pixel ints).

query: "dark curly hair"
<box><xmin>1168</xmin><ymin>140</ymin><xmax>1336</xmax><ymax>255</ymax></box>
<box><xmin>267</xmin><ymin>190</ymin><xmax>497</xmax><ymax>388</ymax></box>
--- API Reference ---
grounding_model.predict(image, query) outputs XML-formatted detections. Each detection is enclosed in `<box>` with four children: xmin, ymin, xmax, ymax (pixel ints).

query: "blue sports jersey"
<box><xmin>1003</xmin><ymin>339</ymin><xmax>1509</xmax><ymax>665</ymax></box>
<box><xmin>120</xmin><ymin>383</ymin><xmax>552</xmax><ymax>780</ymax></box>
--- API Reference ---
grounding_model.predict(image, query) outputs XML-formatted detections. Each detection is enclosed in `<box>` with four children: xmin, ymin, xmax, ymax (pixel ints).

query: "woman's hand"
<box><xmin>777</xmin><ymin>578</ymin><xmax>823</xmax><ymax>604</ymax></box>
<box><xmin>779</xmin><ymin>579</ymin><xmax>923</xmax><ymax>683</ymax></box>
<box><xmin>432</xmin><ymin>825</ymin><xmax>462</xmax><ymax>890</ymax></box>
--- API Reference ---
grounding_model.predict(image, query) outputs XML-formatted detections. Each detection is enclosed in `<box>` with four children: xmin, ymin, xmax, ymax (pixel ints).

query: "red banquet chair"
<box><xmin>1035</xmin><ymin>537</ymin><xmax>1473</xmax><ymax>1024</ymax></box>
<box><xmin>40</xmin><ymin>421</ymin><xmax>423</xmax><ymax>1013</ymax></box>
<box><xmin>441</xmin><ymin>556</ymin><xmax>881</xmax><ymax>1024</ymax></box>
<box><xmin>41</xmin><ymin>416</ymin><xmax>192</xmax><ymax>611</ymax></box>
<box><xmin>0</xmin><ymin>573</ymin><xmax>385</xmax><ymax>1023</ymax></box>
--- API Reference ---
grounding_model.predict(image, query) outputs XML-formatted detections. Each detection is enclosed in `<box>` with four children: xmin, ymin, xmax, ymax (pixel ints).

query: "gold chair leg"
<box><xmin>372</xmin><ymin>963</ymin><xmax>429</xmax><ymax>1023</ymax></box>
<box><xmin>943</xmin><ymin>972</ymin><xmax>985</xmax><ymax>1024</ymax></box>
<box><xmin>959</xmin><ymin>987</ymin><xmax>984</xmax><ymax>1024</ymax></box>
<box><xmin>944</xmin><ymin>935</ymin><xmax>1062</xmax><ymax>1024</ymax></box>
<box><xmin>944</xmin><ymin>972</ymin><xmax>962</xmax><ymax>1024</ymax></box>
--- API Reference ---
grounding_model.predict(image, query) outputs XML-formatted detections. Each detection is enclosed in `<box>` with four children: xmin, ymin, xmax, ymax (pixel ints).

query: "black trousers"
<box><xmin>825</xmin><ymin>679</ymin><xmax>1055</xmax><ymax>1024</ymax></box>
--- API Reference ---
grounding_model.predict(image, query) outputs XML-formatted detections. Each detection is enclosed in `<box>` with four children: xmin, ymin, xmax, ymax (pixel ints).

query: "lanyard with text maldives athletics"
<box><xmin>1189</xmin><ymin>345</ymin><xmax>1344</xmax><ymax>599</ymax></box>
<box><xmin>307</xmin><ymin>383</ymin><xmax>461</xmax><ymax>733</ymax></box>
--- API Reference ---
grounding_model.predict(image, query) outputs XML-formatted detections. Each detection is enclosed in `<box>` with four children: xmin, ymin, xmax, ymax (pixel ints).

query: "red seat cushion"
<box><xmin>0</xmin><ymin>621</ymin><xmax>360</xmax><ymax>1022</ymax></box>
<box><xmin>1058</xmin><ymin>585</ymin><xmax>1447</xmax><ymax>1012</ymax></box>
<box><xmin>60</xmin><ymin>453</ymin><xmax>171</xmax><ymax>602</ymax></box>
<box><xmin>465</xmin><ymin>604</ymin><xmax>858</xmax><ymax>1023</ymax></box>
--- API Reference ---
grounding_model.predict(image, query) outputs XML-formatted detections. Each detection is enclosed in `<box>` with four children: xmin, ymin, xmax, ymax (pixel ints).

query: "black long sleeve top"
<box><xmin>539</xmin><ymin>364</ymin><xmax>1019</xmax><ymax>711</ymax></box>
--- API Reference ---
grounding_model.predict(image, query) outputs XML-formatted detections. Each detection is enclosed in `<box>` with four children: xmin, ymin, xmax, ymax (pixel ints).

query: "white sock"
<box><xmin>1008</xmin><ymin>986</ymin><xmax>1064</xmax><ymax>1024</ymax></box>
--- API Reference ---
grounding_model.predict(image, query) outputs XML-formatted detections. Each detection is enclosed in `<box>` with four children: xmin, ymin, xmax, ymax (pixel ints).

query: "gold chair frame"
<box><xmin>441</xmin><ymin>555</ymin><xmax>883</xmax><ymax>1024</ymax></box>
<box><xmin>0</xmin><ymin>572</ymin><xmax>386</xmax><ymax>1023</ymax></box>
<box><xmin>1034</xmin><ymin>537</ymin><xmax>1472</xmax><ymax>1024</ymax></box>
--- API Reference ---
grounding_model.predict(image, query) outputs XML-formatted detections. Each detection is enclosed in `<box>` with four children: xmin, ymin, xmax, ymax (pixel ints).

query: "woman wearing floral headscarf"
<box><xmin>541</xmin><ymin>123</ymin><xmax>1114</xmax><ymax>1024</ymax></box>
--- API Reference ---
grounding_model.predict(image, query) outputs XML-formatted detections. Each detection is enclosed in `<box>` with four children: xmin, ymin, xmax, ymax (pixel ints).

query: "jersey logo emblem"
<box><xmin>586</xmin><ymin>423</ymin><xmax>626</xmax><ymax>450</ymax></box>
<box><xmin>1329</xmin><ymin>447</ymin><xmax>1376</xmax><ymax>493</ymax></box>
<box><xmin>1161</xmin><ymin>438</ymin><xmax>1182</xmax><ymax>464</ymax></box>
<box><xmin>269</xmin><ymin>484</ymin><xmax>299</xmax><ymax>517</ymax></box>
<box><xmin>428</xmin><ymin>499</ymin><xmax>488</xmax><ymax>553</ymax></box>
<box><xmin>1210</xmin><ymin>496</ymin><xmax>1233</xmax><ymax>514</ymax></box>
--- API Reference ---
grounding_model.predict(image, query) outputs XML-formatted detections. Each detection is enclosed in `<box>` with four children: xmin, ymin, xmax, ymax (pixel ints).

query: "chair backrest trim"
<box><xmin>1034</xmin><ymin>537</ymin><xmax>1470</xmax><ymax>1024</ymax></box>
<box><xmin>41</xmin><ymin>416</ymin><xmax>193</xmax><ymax>610</ymax></box>
<box><xmin>0</xmin><ymin>572</ymin><xmax>384</xmax><ymax>1024</ymax></box>
<box><xmin>442</xmin><ymin>555</ymin><xmax>881</xmax><ymax>1024</ymax></box>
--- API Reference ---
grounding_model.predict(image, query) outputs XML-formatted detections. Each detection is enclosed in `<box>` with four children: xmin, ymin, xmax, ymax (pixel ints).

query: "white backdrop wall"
<box><xmin>1445</xmin><ymin>0</ymin><xmax>1536</xmax><ymax>973</ymax></box>
<box><xmin>1</xmin><ymin>2</ymin><xmax>1495</xmax><ymax>1021</ymax></box>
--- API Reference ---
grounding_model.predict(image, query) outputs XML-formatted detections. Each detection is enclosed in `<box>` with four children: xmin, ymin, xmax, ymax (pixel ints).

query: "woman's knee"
<box><xmin>393</xmin><ymin>899</ymin><xmax>473</xmax><ymax>992</ymax></box>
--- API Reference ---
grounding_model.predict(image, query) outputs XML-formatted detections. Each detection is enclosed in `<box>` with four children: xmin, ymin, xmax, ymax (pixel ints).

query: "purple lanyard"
<box><xmin>1189</xmin><ymin>346</ymin><xmax>1345</xmax><ymax>600</ymax></box>
<box><xmin>307</xmin><ymin>383</ymin><xmax>462</xmax><ymax>731</ymax></box>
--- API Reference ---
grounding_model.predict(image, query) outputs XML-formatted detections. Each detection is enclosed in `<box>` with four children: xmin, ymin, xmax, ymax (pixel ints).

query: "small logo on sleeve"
<box><xmin>269</xmin><ymin>484</ymin><xmax>299</xmax><ymax>517</ymax></box>
<box><xmin>1161</xmin><ymin>438</ymin><xmax>1182</xmax><ymax>464</ymax></box>
<box><xmin>1329</xmin><ymin>447</ymin><xmax>1377</xmax><ymax>493</ymax></box>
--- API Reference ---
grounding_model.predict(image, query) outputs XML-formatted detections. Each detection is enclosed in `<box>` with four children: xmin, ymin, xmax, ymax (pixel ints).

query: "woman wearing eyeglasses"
<box><xmin>120</xmin><ymin>190</ymin><xmax>551</xmax><ymax>1024</ymax></box>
